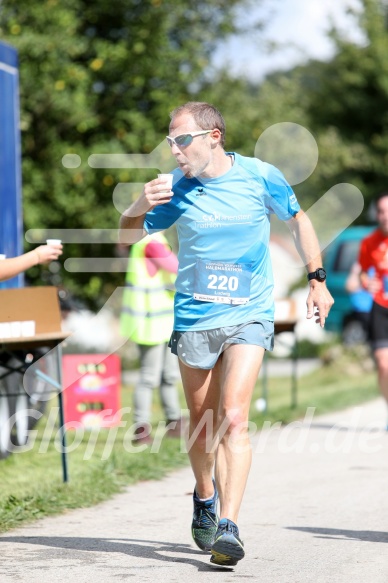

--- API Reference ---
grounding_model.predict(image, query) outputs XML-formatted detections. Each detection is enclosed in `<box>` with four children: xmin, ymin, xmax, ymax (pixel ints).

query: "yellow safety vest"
<box><xmin>120</xmin><ymin>233</ymin><xmax>175</xmax><ymax>345</ymax></box>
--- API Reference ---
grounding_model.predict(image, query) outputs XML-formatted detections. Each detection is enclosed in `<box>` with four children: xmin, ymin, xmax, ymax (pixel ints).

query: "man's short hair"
<box><xmin>170</xmin><ymin>102</ymin><xmax>226</xmax><ymax>147</ymax></box>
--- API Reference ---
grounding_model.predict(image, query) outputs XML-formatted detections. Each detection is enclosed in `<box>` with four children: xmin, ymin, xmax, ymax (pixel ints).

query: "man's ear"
<box><xmin>210</xmin><ymin>128</ymin><xmax>222</xmax><ymax>146</ymax></box>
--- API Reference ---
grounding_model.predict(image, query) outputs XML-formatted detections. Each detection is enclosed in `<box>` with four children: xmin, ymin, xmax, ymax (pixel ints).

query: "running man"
<box><xmin>119</xmin><ymin>102</ymin><xmax>333</xmax><ymax>566</ymax></box>
<box><xmin>359</xmin><ymin>191</ymin><xmax>388</xmax><ymax>427</ymax></box>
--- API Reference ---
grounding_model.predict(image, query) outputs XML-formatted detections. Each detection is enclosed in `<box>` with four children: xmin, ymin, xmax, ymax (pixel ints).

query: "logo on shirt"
<box><xmin>201</xmin><ymin>212</ymin><xmax>252</xmax><ymax>222</ymax></box>
<box><xmin>195</xmin><ymin>188</ymin><xmax>206</xmax><ymax>196</ymax></box>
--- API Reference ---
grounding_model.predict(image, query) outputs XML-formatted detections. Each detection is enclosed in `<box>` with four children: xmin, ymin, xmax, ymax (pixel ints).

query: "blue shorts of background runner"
<box><xmin>168</xmin><ymin>320</ymin><xmax>274</xmax><ymax>369</ymax></box>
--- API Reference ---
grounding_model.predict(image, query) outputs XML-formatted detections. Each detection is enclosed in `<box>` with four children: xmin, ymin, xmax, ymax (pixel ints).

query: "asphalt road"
<box><xmin>1</xmin><ymin>398</ymin><xmax>387</xmax><ymax>583</ymax></box>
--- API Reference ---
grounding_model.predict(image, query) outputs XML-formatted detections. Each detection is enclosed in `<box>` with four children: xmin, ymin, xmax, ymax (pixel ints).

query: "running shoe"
<box><xmin>210</xmin><ymin>518</ymin><xmax>245</xmax><ymax>566</ymax></box>
<box><xmin>191</xmin><ymin>479</ymin><xmax>219</xmax><ymax>552</ymax></box>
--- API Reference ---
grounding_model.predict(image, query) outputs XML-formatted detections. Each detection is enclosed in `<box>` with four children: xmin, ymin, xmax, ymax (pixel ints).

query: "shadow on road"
<box><xmin>286</xmin><ymin>526</ymin><xmax>388</xmax><ymax>543</ymax></box>
<box><xmin>0</xmin><ymin>535</ymin><xmax>233</xmax><ymax>572</ymax></box>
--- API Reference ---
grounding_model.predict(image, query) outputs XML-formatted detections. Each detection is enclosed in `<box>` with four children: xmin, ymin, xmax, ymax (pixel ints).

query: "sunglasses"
<box><xmin>166</xmin><ymin>130</ymin><xmax>213</xmax><ymax>148</ymax></box>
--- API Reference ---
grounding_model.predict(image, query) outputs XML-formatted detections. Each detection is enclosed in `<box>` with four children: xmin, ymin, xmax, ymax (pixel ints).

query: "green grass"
<box><xmin>249</xmin><ymin>361</ymin><xmax>379</xmax><ymax>426</ymax></box>
<box><xmin>0</xmin><ymin>352</ymin><xmax>379</xmax><ymax>533</ymax></box>
<box><xmin>0</xmin><ymin>385</ymin><xmax>188</xmax><ymax>532</ymax></box>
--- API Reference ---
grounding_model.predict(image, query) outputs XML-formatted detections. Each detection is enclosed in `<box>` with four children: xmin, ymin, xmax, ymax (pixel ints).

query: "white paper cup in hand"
<box><xmin>157</xmin><ymin>173</ymin><xmax>173</xmax><ymax>193</ymax></box>
<box><xmin>46</xmin><ymin>239</ymin><xmax>62</xmax><ymax>246</ymax></box>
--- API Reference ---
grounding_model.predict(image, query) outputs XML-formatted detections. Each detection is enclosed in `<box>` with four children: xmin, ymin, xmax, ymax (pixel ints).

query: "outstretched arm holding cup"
<box><xmin>0</xmin><ymin>242</ymin><xmax>63</xmax><ymax>282</ymax></box>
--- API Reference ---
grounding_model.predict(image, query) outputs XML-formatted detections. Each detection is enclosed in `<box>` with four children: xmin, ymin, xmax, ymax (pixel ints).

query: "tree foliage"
<box><xmin>297</xmin><ymin>0</ymin><xmax>388</xmax><ymax>208</ymax></box>
<box><xmin>205</xmin><ymin>0</ymin><xmax>388</xmax><ymax>218</ymax></box>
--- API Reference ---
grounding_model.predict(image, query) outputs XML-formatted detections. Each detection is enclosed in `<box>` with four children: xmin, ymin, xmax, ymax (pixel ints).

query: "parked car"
<box><xmin>324</xmin><ymin>225</ymin><xmax>375</xmax><ymax>345</ymax></box>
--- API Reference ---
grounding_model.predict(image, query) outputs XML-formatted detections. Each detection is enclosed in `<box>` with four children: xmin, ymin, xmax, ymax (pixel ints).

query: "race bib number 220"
<box><xmin>194</xmin><ymin>260</ymin><xmax>252</xmax><ymax>305</ymax></box>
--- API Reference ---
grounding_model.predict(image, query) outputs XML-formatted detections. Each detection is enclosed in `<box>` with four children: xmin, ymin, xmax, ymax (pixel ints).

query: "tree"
<box><xmin>303</xmin><ymin>0</ymin><xmax>388</xmax><ymax>209</ymax></box>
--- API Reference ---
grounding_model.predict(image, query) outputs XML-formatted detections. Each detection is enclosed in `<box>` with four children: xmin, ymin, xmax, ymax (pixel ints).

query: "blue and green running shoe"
<box><xmin>210</xmin><ymin>518</ymin><xmax>245</xmax><ymax>566</ymax></box>
<box><xmin>191</xmin><ymin>479</ymin><xmax>219</xmax><ymax>552</ymax></box>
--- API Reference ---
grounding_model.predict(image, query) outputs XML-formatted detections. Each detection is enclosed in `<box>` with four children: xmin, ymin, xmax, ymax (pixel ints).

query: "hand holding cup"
<box><xmin>34</xmin><ymin>240</ymin><xmax>63</xmax><ymax>264</ymax></box>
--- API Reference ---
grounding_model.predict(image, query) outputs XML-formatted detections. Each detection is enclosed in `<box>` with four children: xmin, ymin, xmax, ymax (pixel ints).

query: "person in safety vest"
<box><xmin>120</xmin><ymin>232</ymin><xmax>184</xmax><ymax>444</ymax></box>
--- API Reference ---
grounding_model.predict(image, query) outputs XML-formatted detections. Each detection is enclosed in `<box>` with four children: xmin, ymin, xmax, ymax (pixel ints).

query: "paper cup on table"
<box><xmin>0</xmin><ymin>323</ymin><xmax>11</xmax><ymax>339</ymax></box>
<box><xmin>21</xmin><ymin>320</ymin><xmax>36</xmax><ymax>337</ymax></box>
<box><xmin>157</xmin><ymin>173</ymin><xmax>173</xmax><ymax>193</ymax></box>
<box><xmin>11</xmin><ymin>321</ymin><xmax>22</xmax><ymax>338</ymax></box>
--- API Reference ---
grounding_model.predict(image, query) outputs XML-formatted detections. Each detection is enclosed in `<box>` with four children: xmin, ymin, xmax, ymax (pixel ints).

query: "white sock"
<box><xmin>198</xmin><ymin>492</ymin><xmax>214</xmax><ymax>502</ymax></box>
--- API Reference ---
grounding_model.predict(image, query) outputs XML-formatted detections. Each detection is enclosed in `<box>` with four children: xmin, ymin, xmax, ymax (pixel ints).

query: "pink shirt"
<box><xmin>144</xmin><ymin>240</ymin><xmax>178</xmax><ymax>277</ymax></box>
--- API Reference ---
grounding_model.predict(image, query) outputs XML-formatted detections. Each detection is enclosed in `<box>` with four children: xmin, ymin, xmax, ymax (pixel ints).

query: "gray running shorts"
<box><xmin>168</xmin><ymin>320</ymin><xmax>274</xmax><ymax>369</ymax></box>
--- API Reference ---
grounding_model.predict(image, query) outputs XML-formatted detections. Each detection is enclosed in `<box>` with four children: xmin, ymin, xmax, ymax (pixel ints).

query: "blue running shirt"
<box><xmin>144</xmin><ymin>153</ymin><xmax>300</xmax><ymax>331</ymax></box>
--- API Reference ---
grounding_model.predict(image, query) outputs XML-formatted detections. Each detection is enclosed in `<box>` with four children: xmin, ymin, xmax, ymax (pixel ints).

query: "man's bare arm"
<box><xmin>119</xmin><ymin>211</ymin><xmax>148</xmax><ymax>245</ymax></box>
<box><xmin>0</xmin><ymin>244</ymin><xmax>63</xmax><ymax>282</ymax></box>
<box><xmin>118</xmin><ymin>176</ymin><xmax>174</xmax><ymax>244</ymax></box>
<box><xmin>288</xmin><ymin>209</ymin><xmax>334</xmax><ymax>327</ymax></box>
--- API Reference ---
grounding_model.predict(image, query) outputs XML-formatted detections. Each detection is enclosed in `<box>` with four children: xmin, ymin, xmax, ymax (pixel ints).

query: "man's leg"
<box><xmin>215</xmin><ymin>343</ymin><xmax>265</xmax><ymax>523</ymax></box>
<box><xmin>179</xmin><ymin>358</ymin><xmax>222</xmax><ymax>499</ymax></box>
<box><xmin>179</xmin><ymin>343</ymin><xmax>264</xmax><ymax>512</ymax></box>
<box><xmin>133</xmin><ymin>343</ymin><xmax>163</xmax><ymax>424</ymax></box>
<box><xmin>179</xmin><ymin>359</ymin><xmax>222</xmax><ymax>551</ymax></box>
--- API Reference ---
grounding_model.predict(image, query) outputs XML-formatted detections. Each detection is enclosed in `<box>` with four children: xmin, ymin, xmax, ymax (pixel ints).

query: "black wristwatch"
<box><xmin>308</xmin><ymin>268</ymin><xmax>327</xmax><ymax>282</ymax></box>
